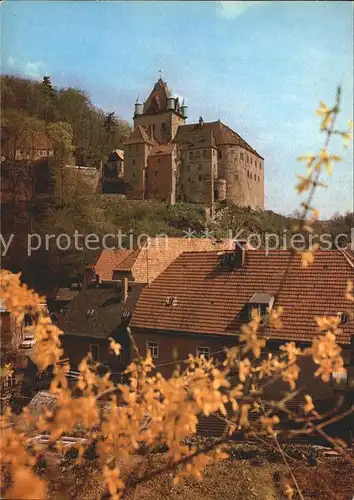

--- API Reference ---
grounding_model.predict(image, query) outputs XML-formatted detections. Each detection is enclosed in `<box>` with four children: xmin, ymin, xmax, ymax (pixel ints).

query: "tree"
<box><xmin>47</xmin><ymin>121</ymin><xmax>74</xmax><ymax>204</ymax></box>
<box><xmin>0</xmin><ymin>75</ymin><xmax>132</xmax><ymax>167</ymax></box>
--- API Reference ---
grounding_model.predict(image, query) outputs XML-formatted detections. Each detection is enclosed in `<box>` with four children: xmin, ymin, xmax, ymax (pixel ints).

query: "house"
<box><xmin>58</xmin><ymin>278</ymin><xmax>145</xmax><ymax>377</ymax></box>
<box><xmin>47</xmin><ymin>282</ymin><xmax>82</xmax><ymax>318</ymax></box>
<box><xmin>129</xmin><ymin>247</ymin><xmax>354</xmax><ymax>410</ymax></box>
<box><xmin>106</xmin><ymin>149</ymin><xmax>124</xmax><ymax>178</ymax></box>
<box><xmin>123</xmin><ymin>78</ymin><xmax>264</xmax><ymax>209</ymax></box>
<box><xmin>102</xmin><ymin>149</ymin><xmax>125</xmax><ymax>194</ymax></box>
<box><xmin>0</xmin><ymin>298</ymin><xmax>24</xmax><ymax>348</ymax></box>
<box><xmin>84</xmin><ymin>236</ymin><xmax>236</xmax><ymax>286</ymax></box>
<box><xmin>1</xmin><ymin>130</ymin><xmax>54</xmax><ymax>161</ymax></box>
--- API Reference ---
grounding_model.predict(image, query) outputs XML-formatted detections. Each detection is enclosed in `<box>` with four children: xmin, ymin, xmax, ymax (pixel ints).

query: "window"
<box><xmin>251</xmin><ymin>157</ymin><xmax>253</xmax><ymax>165</ymax></box>
<box><xmin>146</xmin><ymin>340</ymin><xmax>159</xmax><ymax>359</ymax></box>
<box><xmin>203</xmin><ymin>149</ymin><xmax>207</xmax><ymax>159</ymax></box>
<box><xmin>246</xmin><ymin>155</ymin><xmax>249</xmax><ymax>163</ymax></box>
<box><xmin>161</xmin><ymin>122</ymin><xmax>166</xmax><ymax>131</ymax></box>
<box><xmin>90</xmin><ymin>344</ymin><xmax>100</xmax><ymax>361</ymax></box>
<box><xmin>240</xmin><ymin>152</ymin><xmax>244</xmax><ymax>161</ymax></box>
<box><xmin>129</xmin><ymin>146</ymin><xmax>132</xmax><ymax>153</ymax></box>
<box><xmin>254</xmin><ymin>173</ymin><xmax>256</xmax><ymax>180</ymax></box>
<box><xmin>337</xmin><ymin>311</ymin><xmax>350</xmax><ymax>325</ymax></box>
<box><xmin>258</xmin><ymin>176</ymin><xmax>260</xmax><ymax>182</ymax></box>
<box><xmin>198</xmin><ymin>174</ymin><xmax>202</xmax><ymax>181</ymax></box>
<box><xmin>165</xmin><ymin>296</ymin><xmax>178</xmax><ymax>306</ymax></box>
<box><xmin>155</xmin><ymin>170</ymin><xmax>158</xmax><ymax>176</ymax></box>
<box><xmin>332</xmin><ymin>370</ymin><xmax>348</xmax><ymax>390</ymax></box>
<box><xmin>189</xmin><ymin>151</ymin><xmax>194</xmax><ymax>160</ymax></box>
<box><xmin>218</xmin><ymin>150</ymin><xmax>222</xmax><ymax>159</ymax></box>
<box><xmin>248</xmin><ymin>304</ymin><xmax>268</xmax><ymax>321</ymax></box>
<box><xmin>213</xmin><ymin>149</ymin><xmax>216</xmax><ymax>156</ymax></box>
<box><xmin>132</xmin><ymin>172</ymin><xmax>136</xmax><ymax>179</ymax></box>
<box><xmin>198</xmin><ymin>164</ymin><xmax>202</xmax><ymax>171</ymax></box>
<box><xmin>188</xmin><ymin>176</ymin><xmax>191</xmax><ymax>183</ymax></box>
<box><xmin>195</xmin><ymin>150</ymin><xmax>200</xmax><ymax>159</ymax></box>
<box><xmin>132</xmin><ymin>159</ymin><xmax>136</xmax><ymax>166</ymax></box>
<box><xmin>196</xmin><ymin>346</ymin><xmax>210</xmax><ymax>360</ymax></box>
<box><xmin>135</xmin><ymin>145</ymin><xmax>139</xmax><ymax>154</ymax></box>
<box><xmin>24</xmin><ymin>313</ymin><xmax>34</xmax><ymax>327</ymax></box>
<box><xmin>86</xmin><ymin>308</ymin><xmax>95</xmax><ymax>317</ymax></box>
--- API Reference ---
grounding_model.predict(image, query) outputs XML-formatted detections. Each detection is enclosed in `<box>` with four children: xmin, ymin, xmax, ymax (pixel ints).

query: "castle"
<box><xmin>122</xmin><ymin>78</ymin><xmax>264</xmax><ymax>209</ymax></box>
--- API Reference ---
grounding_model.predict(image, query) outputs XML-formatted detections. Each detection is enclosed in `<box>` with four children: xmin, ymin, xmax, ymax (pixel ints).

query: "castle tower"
<box><xmin>133</xmin><ymin>78</ymin><xmax>186</xmax><ymax>144</ymax></box>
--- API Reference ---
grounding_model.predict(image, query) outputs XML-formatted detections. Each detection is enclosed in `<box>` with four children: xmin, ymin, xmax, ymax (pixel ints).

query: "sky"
<box><xmin>1</xmin><ymin>0</ymin><xmax>353</xmax><ymax>218</ymax></box>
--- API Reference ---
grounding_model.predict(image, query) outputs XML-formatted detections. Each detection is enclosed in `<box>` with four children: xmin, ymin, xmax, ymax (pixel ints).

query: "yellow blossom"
<box><xmin>108</xmin><ymin>337</ymin><xmax>122</xmax><ymax>356</ymax></box>
<box><xmin>303</xmin><ymin>395</ymin><xmax>315</xmax><ymax>414</ymax></box>
<box><xmin>300</xmin><ymin>243</ymin><xmax>319</xmax><ymax>268</ymax></box>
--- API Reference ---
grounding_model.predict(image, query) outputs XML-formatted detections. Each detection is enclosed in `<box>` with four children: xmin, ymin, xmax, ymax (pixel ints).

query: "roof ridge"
<box><xmin>339</xmin><ymin>248</ymin><xmax>354</xmax><ymax>269</ymax></box>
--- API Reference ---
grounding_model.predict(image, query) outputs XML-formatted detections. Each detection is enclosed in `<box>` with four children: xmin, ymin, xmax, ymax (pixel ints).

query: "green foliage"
<box><xmin>1</xmin><ymin>74</ymin><xmax>132</xmax><ymax>166</ymax></box>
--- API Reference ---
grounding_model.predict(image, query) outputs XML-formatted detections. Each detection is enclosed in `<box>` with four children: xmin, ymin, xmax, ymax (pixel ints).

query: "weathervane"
<box><xmin>158</xmin><ymin>69</ymin><xmax>163</xmax><ymax>79</ymax></box>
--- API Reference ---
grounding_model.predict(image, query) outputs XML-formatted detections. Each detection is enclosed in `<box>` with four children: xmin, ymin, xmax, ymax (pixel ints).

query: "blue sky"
<box><xmin>1</xmin><ymin>0</ymin><xmax>353</xmax><ymax>218</ymax></box>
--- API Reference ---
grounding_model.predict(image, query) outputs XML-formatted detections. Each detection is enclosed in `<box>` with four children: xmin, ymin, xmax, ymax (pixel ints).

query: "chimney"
<box><xmin>121</xmin><ymin>277</ymin><xmax>128</xmax><ymax>303</ymax></box>
<box><xmin>95</xmin><ymin>273</ymin><xmax>101</xmax><ymax>287</ymax></box>
<box><xmin>233</xmin><ymin>240</ymin><xmax>246</xmax><ymax>267</ymax></box>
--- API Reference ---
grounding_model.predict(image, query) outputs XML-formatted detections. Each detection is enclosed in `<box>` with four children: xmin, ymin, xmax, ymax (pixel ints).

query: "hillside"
<box><xmin>1</xmin><ymin>195</ymin><xmax>353</xmax><ymax>292</ymax></box>
<box><xmin>1</xmin><ymin>74</ymin><xmax>131</xmax><ymax>166</ymax></box>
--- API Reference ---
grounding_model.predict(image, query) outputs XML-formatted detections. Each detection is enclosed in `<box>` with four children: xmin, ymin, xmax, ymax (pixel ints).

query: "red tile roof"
<box><xmin>93</xmin><ymin>238</ymin><xmax>235</xmax><ymax>284</ymax></box>
<box><xmin>123</xmin><ymin>125</ymin><xmax>157</xmax><ymax>146</ymax></box>
<box><xmin>174</xmin><ymin>120</ymin><xmax>263</xmax><ymax>159</ymax></box>
<box><xmin>94</xmin><ymin>249</ymin><xmax>140</xmax><ymax>281</ymax></box>
<box><xmin>149</xmin><ymin>144</ymin><xmax>176</xmax><ymax>156</ymax></box>
<box><xmin>131</xmin><ymin>250</ymin><xmax>354</xmax><ymax>344</ymax></box>
<box><xmin>131</xmin><ymin>237</ymin><xmax>235</xmax><ymax>284</ymax></box>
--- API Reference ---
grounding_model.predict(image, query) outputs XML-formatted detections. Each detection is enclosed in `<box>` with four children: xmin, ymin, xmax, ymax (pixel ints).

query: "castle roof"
<box><xmin>175</xmin><ymin>127</ymin><xmax>216</xmax><ymax>149</ymax></box>
<box><xmin>149</xmin><ymin>143</ymin><xmax>176</xmax><ymax>156</ymax></box>
<box><xmin>123</xmin><ymin>125</ymin><xmax>157</xmax><ymax>146</ymax></box>
<box><xmin>174</xmin><ymin>120</ymin><xmax>263</xmax><ymax>159</ymax></box>
<box><xmin>143</xmin><ymin>78</ymin><xmax>171</xmax><ymax>114</ymax></box>
<box><xmin>136</xmin><ymin>78</ymin><xmax>183</xmax><ymax>117</ymax></box>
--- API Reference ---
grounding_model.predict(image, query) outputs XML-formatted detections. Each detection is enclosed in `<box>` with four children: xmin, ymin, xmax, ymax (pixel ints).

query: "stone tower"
<box><xmin>133</xmin><ymin>78</ymin><xmax>187</xmax><ymax>144</ymax></box>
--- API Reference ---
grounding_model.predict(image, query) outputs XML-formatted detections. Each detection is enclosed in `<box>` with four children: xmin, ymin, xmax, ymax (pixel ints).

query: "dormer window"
<box><xmin>337</xmin><ymin>311</ymin><xmax>350</xmax><ymax>325</ymax></box>
<box><xmin>165</xmin><ymin>296</ymin><xmax>178</xmax><ymax>306</ymax></box>
<box><xmin>248</xmin><ymin>293</ymin><xmax>275</xmax><ymax>321</ymax></box>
